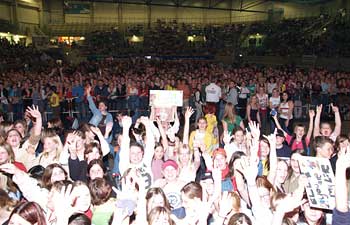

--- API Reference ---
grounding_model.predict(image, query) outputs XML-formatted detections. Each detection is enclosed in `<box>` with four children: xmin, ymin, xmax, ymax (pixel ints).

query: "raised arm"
<box><xmin>140</xmin><ymin>116</ymin><xmax>155</xmax><ymax>169</ymax></box>
<box><xmin>265</xmin><ymin>132</ymin><xmax>278</xmax><ymax>185</ymax></box>
<box><xmin>306</xmin><ymin>110</ymin><xmax>315</xmax><ymax>140</ymax></box>
<box><xmin>86</xmin><ymin>85</ymin><xmax>99</xmax><ymax>114</ymax></box>
<box><xmin>313</xmin><ymin>104</ymin><xmax>322</xmax><ymax>138</ymax></box>
<box><xmin>335</xmin><ymin>146</ymin><xmax>350</xmax><ymax>213</ymax></box>
<box><xmin>331</xmin><ymin>103</ymin><xmax>341</xmax><ymax>138</ymax></box>
<box><xmin>119</xmin><ymin>116</ymin><xmax>132</xmax><ymax>175</ymax></box>
<box><xmin>183</xmin><ymin>107</ymin><xmax>194</xmax><ymax>145</ymax></box>
<box><xmin>272</xmin><ymin>114</ymin><xmax>287</xmax><ymax>136</ymax></box>
<box><xmin>24</xmin><ymin>105</ymin><xmax>42</xmax><ymax>154</ymax></box>
<box><xmin>0</xmin><ymin>163</ymin><xmax>49</xmax><ymax>209</ymax></box>
<box><xmin>90</xmin><ymin>126</ymin><xmax>110</xmax><ymax>157</ymax></box>
<box><xmin>156</xmin><ymin>118</ymin><xmax>169</xmax><ymax>151</ymax></box>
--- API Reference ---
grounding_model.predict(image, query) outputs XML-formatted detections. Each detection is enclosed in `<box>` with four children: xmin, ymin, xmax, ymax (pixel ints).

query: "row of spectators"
<box><xmin>80</xmin><ymin>16</ymin><xmax>350</xmax><ymax>57</ymax></box>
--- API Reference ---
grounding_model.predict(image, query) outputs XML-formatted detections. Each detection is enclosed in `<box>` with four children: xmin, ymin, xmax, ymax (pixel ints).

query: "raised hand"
<box><xmin>218</xmin><ymin>191</ymin><xmax>234</xmax><ymax>218</ymax></box>
<box><xmin>105</xmin><ymin>122</ymin><xmax>114</xmax><ymax>136</ymax></box>
<box><xmin>122</xmin><ymin>116</ymin><xmax>132</xmax><ymax>129</ymax></box>
<box><xmin>263</xmin><ymin>130</ymin><xmax>277</xmax><ymax>148</ymax></box>
<box><xmin>139</xmin><ymin>116</ymin><xmax>150</xmax><ymax>126</ymax></box>
<box><xmin>316</xmin><ymin>104</ymin><xmax>323</xmax><ymax>114</ymax></box>
<box><xmin>309</xmin><ymin>109</ymin><xmax>315</xmax><ymax>118</ymax></box>
<box><xmin>331</xmin><ymin>103</ymin><xmax>339</xmax><ymax>113</ymax></box>
<box><xmin>274</xmin><ymin>193</ymin><xmax>306</xmax><ymax>214</ymax></box>
<box><xmin>26</xmin><ymin>105</ymin><xmax>41</xmax><ymax>120</ymax></box>
<box><xmin>222</xmin><ymin>130</ymin><xmax>234</xmax><ymax>145</ymax></box>
<box><xmin>248</xmin><ymin>121</ymin><xmax>260</xmax><ymax>140</ymax></box>
<box><xmin>53</xmin><ymin>184</ymin><xmax>76</xmax><ymax>223</ymax></box>
<box><xmin>0</xmin><ymin>163</ymin><xmax>19</xmax><ymax>175</ymax></box>
<box><xmin>237</xmin><ymin>156</ymin><xmax>258</xmax><ymax>185</ymax></box>
<box><xmin>336</xmin><ymin>145</ymin><xmax>350</xmax><ymax>169</ymax></box>
<box><xmin>90</xmin><ymin>126</ymin><xmax>102</xmax><ymax>136</ymax></box>
<box><xmin>185</xmin><ymin>107</ymin><xmax>194</xmax><ymax>120</ymax></box>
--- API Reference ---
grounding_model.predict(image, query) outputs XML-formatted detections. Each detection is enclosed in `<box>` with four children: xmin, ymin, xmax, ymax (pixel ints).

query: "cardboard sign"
<box><xmin>149</xmin><ymin>90</ymin><xmax>183</xmax><ymax>107</ymax></box>
<box><xmin>298</xmin><ymin>156</ymin><xmax>335</xmax><ymax>210</ymax></box>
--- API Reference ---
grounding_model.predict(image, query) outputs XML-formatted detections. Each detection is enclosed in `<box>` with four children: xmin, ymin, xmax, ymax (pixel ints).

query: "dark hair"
<box><xmin>42</xmin><ymin>163</ymin><xmax>68</xmax><ymax>190</ymax></box>
<box><xmin>147</xmin><ymin>206</ymin><xmax>173</xmax><ymax>225</ymax></box>
<box><xmin>28</xmin><ymin>165</ymin><xmax>46</xmax><ymax>182</ymax></box>
<box><xmin>9</xmin><ymin>202</ymin><xmax>47</xmax><ymax>225</ymax></box>
<box><xmin>89</xmin><ymin>177</ymin><xmax>111</xmax><ymax>205</ymax></box>
<box><xmin>84</xmin><ymin>142</ymin><xmax>103</xmax><ymax>161</ymax></box>
<box><xmin>228</xmin><ymin>213</ymin><xmax>252</xmax><ymax>225</ymax></box>
<box><xmin>87</xmin><ymin>159</ymin><xmax>107</xmax><ymax>180</ymax></box>
<box><xmin>68</xmin><ymin>213</ymin><xmax>91</xmax><ymax>225</ymax></box>
<box><xmin>312</xmin><ymin>136</ymin><xmax>333</xmax><ymax>154</ymax></box>
<box><xmin>335</xmin><ymin>134</ymin><xmax>349</xmax><ymax>153</ymax></box>
<box><xmin>0</xmin><ymin>189</ymin><xmax>17</xmax><ymax>211</ymax></box>
<box><xmin>181</xmin><ymin>181</ymin><xmax>202</xmax><ymax>201</ymax></box>
<box><xmin>228</xmin><ymin>151</ymin><xmax>246</xmax><ymax>177</ymax></box>
<box><xmin>145</xmin><ymin>187</ymin><xmax>170</xmax><ymax>213</ymax></box>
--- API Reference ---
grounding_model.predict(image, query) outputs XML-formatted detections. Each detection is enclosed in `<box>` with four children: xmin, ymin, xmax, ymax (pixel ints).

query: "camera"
<box><xmin>270</xmin><ymin>109</ymin><xmax>277</xmax><ymax>116</ymax></box>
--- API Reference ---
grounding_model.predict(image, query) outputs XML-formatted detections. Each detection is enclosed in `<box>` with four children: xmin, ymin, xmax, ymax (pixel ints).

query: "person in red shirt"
<box><xmin>177</xmin><ymin>79</ymin><xmax>191</xmax><ymax>113</ymax></box>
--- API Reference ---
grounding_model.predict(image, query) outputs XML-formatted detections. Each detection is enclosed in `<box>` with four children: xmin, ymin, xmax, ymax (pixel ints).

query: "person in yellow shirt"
<box><xmin>189</xmin><ymin>117</ymin><xmax>216</xmax><ymax>155</ymax></box>
<box><xmin>49</xmin><ymin>86</ymin><xmax>60</xmax><ymax>119</ymax></box>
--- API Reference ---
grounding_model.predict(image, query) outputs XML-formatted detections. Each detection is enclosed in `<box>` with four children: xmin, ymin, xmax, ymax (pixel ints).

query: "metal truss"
<box><xmin>82</xmin><ymin>0</ymin><xmax>268</xmax><ymax>13</ymax></box>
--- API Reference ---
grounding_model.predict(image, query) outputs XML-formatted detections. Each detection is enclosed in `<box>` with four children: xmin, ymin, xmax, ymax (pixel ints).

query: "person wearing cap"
<box><xmin>153</xmin><ymin>159</ymin><xmax>186</xmax><ymax>210</ymax></box>
<box><xmin>206</xmin><ymin>148</ymin><xmax>234</xmax><ymax>192</ymax></box>
<box><xmin>275</xmin><ymin>129</ymin><xmax>292</xmax><ymax>158</ymax></box>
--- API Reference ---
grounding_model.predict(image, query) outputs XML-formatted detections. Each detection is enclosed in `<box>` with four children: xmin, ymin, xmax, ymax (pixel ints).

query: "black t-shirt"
<box><xmin>276</xmin><ymin>144</ymin><xmax>292</xmax><ymax>158</ymax></box>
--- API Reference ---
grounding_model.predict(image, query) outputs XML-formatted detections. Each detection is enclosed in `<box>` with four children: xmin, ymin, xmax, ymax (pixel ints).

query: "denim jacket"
<box><xmin>87</xmin><ymin>96</ymin><xmax>113</xmax><ymax>127</ymax></box>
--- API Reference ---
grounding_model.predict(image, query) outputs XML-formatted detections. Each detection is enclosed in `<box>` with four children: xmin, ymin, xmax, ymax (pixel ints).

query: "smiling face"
<box><xmin>213</xmin><ymin>154</ymin><xmax>226</xmax><ymax>170</ymax></box>
<box><xmin>162</xmin><ymin>166</ymin><xmax>178</xmax><ymax>182</ymax></box>
<box><xmin>14</xmin><ymin>123</ymin><xmax>25</xmax><ymax>138</ymax></box>
<box><xmin>294</xmin><ymin>126</ymin><xmax>305</xmax><ymax>139</ymax></box>
<box><xmin>197</xmin><ymin>118</ymin><xmax>207</xmax><ymax>131</ymax></box>
<box><xmin>259</xmin><ymin>140</ymin><xmax>270</xmax><ymax>159</ymax></box>
<box><xmin>234</xmin><ymin>130</ymin><xmax>245</xmax><ymax>145</ymax></box>
<box><xmin>130</xmin><ymin>145</ymin><xmax>144</xmax><ymax>165</ymax></box>
<box><xmin>50</xmin><ymin>167</ymin><xmax>66</xmax><ymax>184</ymax></box>
<box><xmin>43</xmin><ymin>137</ymin><xmax>58</xmax><ymax>154</ymax></box>
<box><xmin>98</xmin><ymin>102</ymin><xmax>107</xmax><ymax>113</ymax></box>
<box><xmin>303</xmin><ymin>202</ymin><xmax>323</xmax><ymax>224</ymax></box>
<box><xmin>178</xmin><ymin>147</ymin><xmax>191</xmax><ymax>165</ymax></box>
<box><xmin>154</xmin><ymin>146</ymin><xmax>164</xmax><ymax>160</ymax></box>
<box><xmin>290</xmin><ymin>153</ymin><xmax>301</xmax><ymax>174</ymax></box>
<box><xmin>89</xmin><ymin>164</ymin><xmax>104</xmax><ymax>180</ymax></box>
<box><xmin>86</xmin><ymin>147</ymin><xmax>101</xmax><ymax>164</ymax></box>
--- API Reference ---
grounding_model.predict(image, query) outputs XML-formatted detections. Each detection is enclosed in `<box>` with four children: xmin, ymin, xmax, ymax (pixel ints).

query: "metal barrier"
<box><xmin>4</xmin><ymin>102</ymin><xmax>350</xmax><ymax>123</ymax></box>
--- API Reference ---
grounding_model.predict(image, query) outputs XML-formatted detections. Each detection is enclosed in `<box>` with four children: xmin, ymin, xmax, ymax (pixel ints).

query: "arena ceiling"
<box><xmin>69</xmin><ymin>0</ymin><xmax>269</xmax><ymax>13</ymax></box>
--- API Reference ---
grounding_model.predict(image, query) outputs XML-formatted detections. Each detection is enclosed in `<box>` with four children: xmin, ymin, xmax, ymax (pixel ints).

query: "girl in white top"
<box><xmin>278</xmin><ymin>91</ymin><xmax>294</xmax><ymax>133</ymax></box>
<box><xmin>269</xmin><ymin>88</ymin><xmax>281</xmax><ymax>132</ymax></box>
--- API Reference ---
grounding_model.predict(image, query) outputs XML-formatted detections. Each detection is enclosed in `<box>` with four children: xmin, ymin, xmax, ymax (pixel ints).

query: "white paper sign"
<box><xmin>298</xmin><ymin>156</ymin><xmax>335</xmax><ymax>210</ymax></box>
<box><xmin>149</xmin><ymin>90</ymin><xmax>183</xmax><ymax>107</ymax></box>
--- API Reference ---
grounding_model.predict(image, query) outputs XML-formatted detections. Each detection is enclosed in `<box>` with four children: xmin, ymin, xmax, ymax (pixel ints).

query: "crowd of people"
<box><xmin>1</xmin><ymin>20</ymin><xmax>350</xmax><ymax>224</ymax></box>
<box><xmin>0</xmin><ymin>54</ymin><xmax>350</xmax><ymax>225</ymax></box>
<box><xmin>80</xmin><ymin>16</ymin><xmax>350</xmax><ymax>58</ymax></box>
